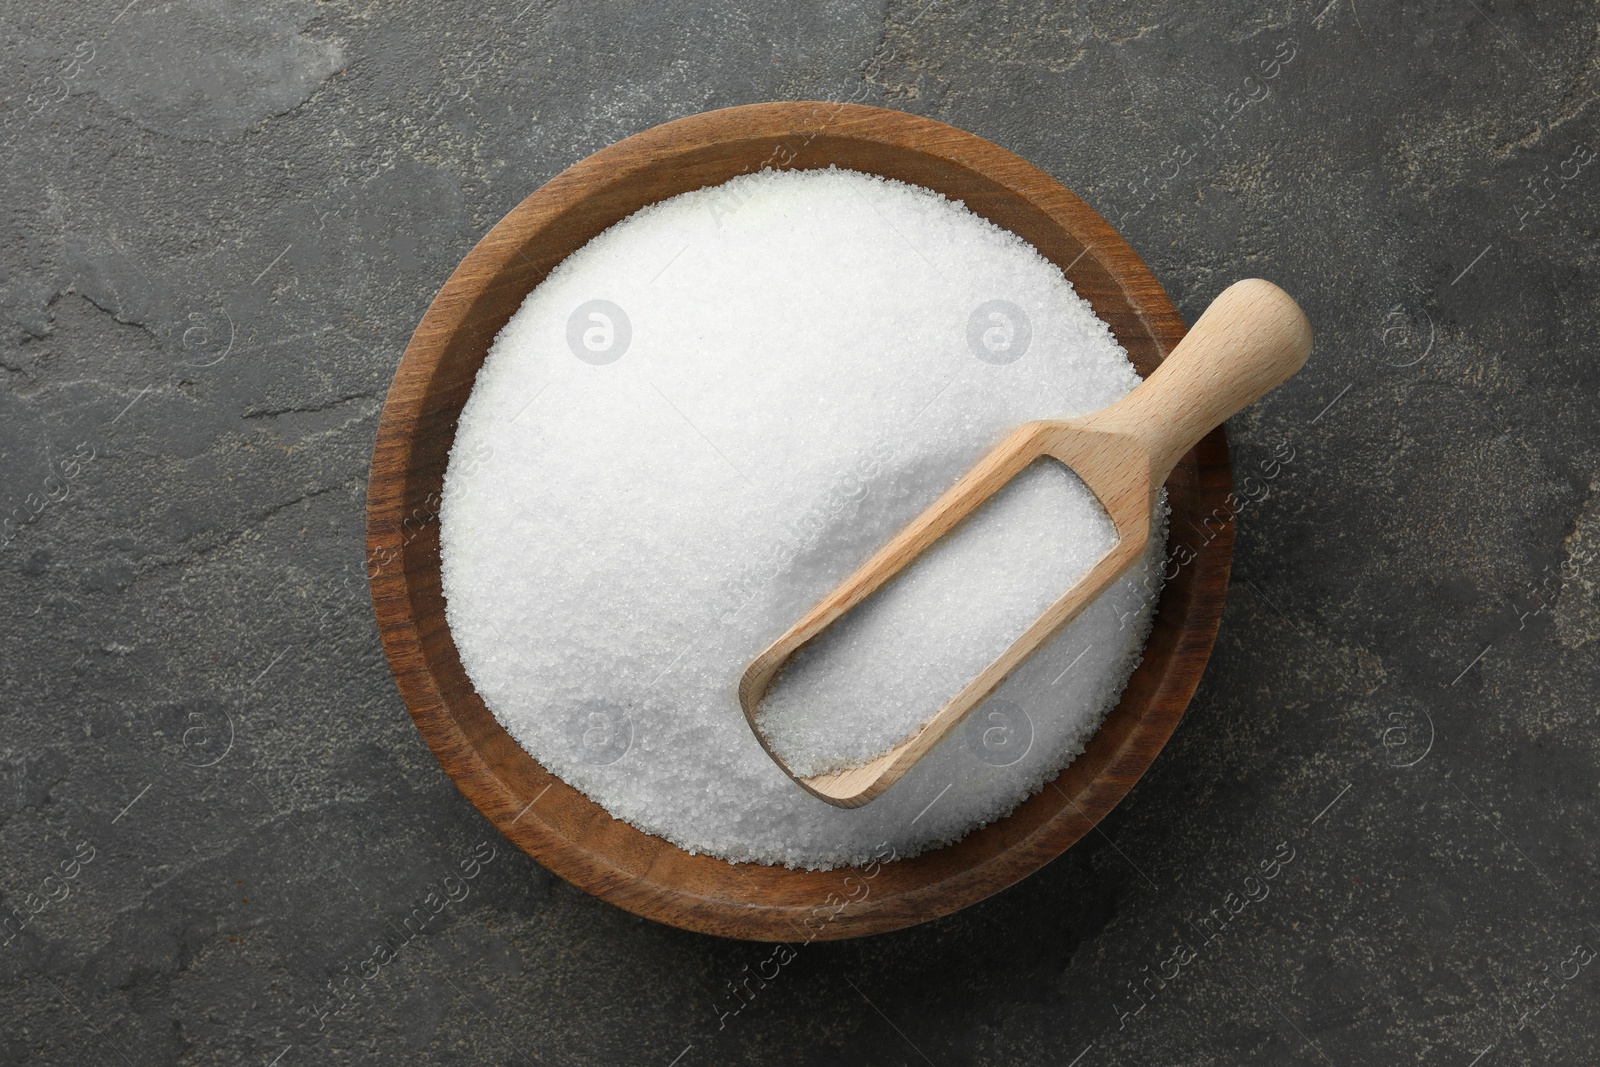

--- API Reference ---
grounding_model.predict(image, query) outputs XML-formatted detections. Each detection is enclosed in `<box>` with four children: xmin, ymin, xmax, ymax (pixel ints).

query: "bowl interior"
<box><xmin>367</xmin><ymin>103</ymin><xmax>1230</xmax><ymax>941</ymax></box>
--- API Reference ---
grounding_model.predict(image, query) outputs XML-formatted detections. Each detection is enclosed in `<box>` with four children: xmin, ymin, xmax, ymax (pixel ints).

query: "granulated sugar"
<box><xmin>755</xmin><ymin>459</ymin><xmax>1118</xmax><ymax>779</ymax></box>
<box><xmin>440</xmin><ymin>166</ymin><xmax>1166</xmax><ymax>870</ymax></box>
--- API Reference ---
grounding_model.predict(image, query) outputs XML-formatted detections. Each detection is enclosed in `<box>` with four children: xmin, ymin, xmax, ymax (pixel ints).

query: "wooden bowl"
<box><xmin>367</xmin><ymin>102</ymin><xmax>1230</xmax><ymax>941</ymax></box>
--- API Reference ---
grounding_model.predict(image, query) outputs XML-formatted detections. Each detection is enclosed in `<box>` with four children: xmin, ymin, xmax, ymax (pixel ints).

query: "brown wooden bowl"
<box><xmin>367</xmin><ymin>102</ymin><xmax>1230</xmax><ymax>941</ymax></box>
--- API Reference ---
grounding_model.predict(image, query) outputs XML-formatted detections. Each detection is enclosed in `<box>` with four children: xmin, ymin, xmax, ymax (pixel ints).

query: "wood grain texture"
<box><xmin>367</xmin><ymin>101</ymin><xmax>1233</xmax><ymax>941</ymax></box>
<box><xmin>748</xmin><ymin>279</ymin><xmax>1311</xmax><ymax>807</ymax></box>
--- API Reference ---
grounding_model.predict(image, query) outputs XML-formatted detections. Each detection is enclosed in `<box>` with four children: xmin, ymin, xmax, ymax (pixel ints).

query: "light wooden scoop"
<box><xmin>740</xmin><ymin>279</ymin><xmax>1312</xmax><ymax>807</ymax></box>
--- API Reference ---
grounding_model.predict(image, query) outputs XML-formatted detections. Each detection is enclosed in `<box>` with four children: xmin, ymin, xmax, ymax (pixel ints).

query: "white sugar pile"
<box><xmin>756</xmin><ymin>459</ymin><xmax>1117</xmax><ymax>778</ymax></box>
<box><xmin>440</xmin><ymin>166</ymin><xmax>1166</xmax><ymax>870</ymax></box>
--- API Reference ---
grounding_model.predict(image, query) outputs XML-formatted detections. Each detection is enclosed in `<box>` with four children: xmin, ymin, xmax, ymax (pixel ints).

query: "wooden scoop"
<box><xmin>739</xmin><ymin>278</ymin><xmax>1313</xmax><ymax>808</ymax></box>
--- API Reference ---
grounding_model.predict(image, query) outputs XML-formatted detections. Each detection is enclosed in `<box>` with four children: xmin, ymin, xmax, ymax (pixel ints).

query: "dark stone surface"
<box><xmin>3</xmin><ymin>0</ymin><xmax>1597</xmax><ymax>1063</ymax></box>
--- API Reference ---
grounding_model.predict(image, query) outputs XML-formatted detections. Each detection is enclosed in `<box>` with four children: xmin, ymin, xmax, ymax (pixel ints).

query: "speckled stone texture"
<box><xmin>3</xmin><ymin>1</ymin><xmax>1598</xmax><ymax>1064</ymax></box>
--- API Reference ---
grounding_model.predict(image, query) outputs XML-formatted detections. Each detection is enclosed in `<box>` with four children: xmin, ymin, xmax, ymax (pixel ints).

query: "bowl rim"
<box><xmin>367</xmin><ymin>101</ymin><xmax>1231</xmax><ymax>941</ymax></box>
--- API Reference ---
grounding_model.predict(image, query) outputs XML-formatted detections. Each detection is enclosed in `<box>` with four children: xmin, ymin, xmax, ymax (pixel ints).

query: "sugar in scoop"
<box><xmin>754</xmin><ymin>459</ymin><xmax>1117</xmax><ymax>779</ymax></box>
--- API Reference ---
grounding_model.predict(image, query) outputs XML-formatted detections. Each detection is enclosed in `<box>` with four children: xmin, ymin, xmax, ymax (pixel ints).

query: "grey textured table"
<box><xmin>4</xmin><ymin>1</ymin><xmax>1598</xmax><ymax>1064</ymax></box>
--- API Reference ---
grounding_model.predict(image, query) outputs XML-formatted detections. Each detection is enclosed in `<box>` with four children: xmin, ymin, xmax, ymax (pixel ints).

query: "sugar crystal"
<box><xmin>440</xmin><ymin>167</ymin><xmax>1167</xmax><ymax>869</ymax></box>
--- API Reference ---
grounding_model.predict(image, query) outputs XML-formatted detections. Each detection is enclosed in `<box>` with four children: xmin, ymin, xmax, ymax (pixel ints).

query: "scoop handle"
<box><xmin>1080</xmin><ymin>278</ymin><xmax>1312</xmax><ymax>479</ymax></box>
